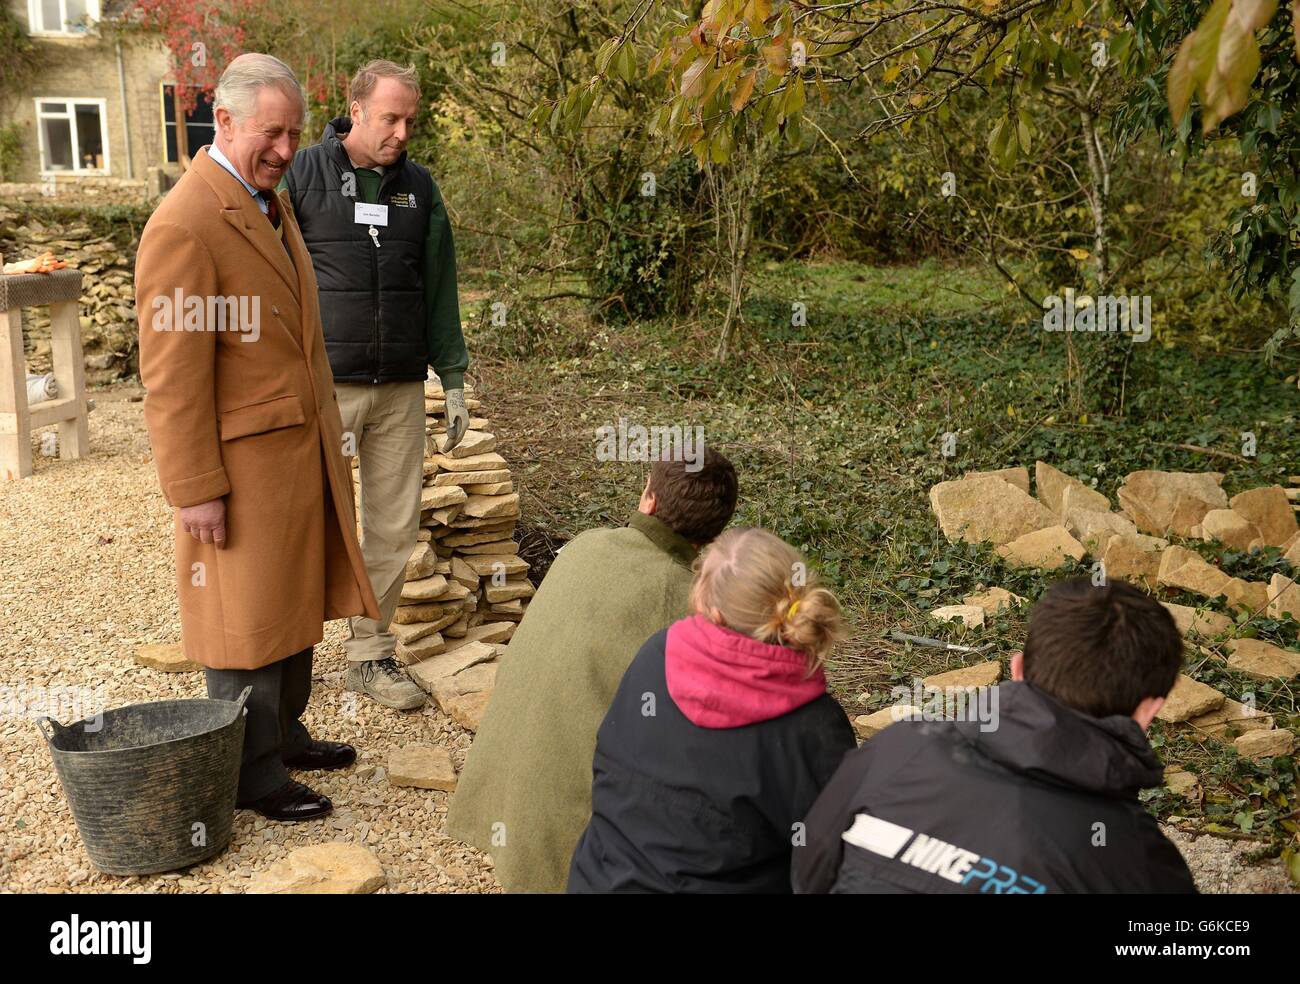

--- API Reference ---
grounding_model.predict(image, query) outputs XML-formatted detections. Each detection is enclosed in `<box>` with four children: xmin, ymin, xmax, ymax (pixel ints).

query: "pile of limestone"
<box><xmin>921</xmin><ymin>463</ymin><xmax>1299</xmax><ymax>764</ymax></box>
<box><xmin>0</xmin><ymin>210</ymin><xmax>141</xmax><ymax>383</ymax></box>
<box><xmin>353</xmin><ymin>376</ymin><xmax>536</xmax><ymax>732</ymax></box>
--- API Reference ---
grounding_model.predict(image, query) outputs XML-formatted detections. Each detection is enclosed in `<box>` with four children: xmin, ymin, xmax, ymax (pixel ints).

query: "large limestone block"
<box><xmin>1225</xmin><ymin>638</ymin><xmax>1300</xmax><ymax>680</ymax></box>
<box><xmin>392</xmin><ymin>600</ymin><xmax>464</xmax><ymax>624</ymax></box>
<box><xmin>1117</xmin><ymin>470</ymin><xmax>1228</xmax><ymax>537</ymax></box>
<box><xmin>1101</xmin><ymin>532</ymin><xmax>1167</xmax><ymax>587</ymax></box>
<box><xmin>134</xmin><ymin>643</ymin><xmax>200</xmax><ymax>672</ymax></box>
<box><xmin>443</xmin><ymin>529</ymin><xmax>518</xmax><ymax>548</ymax></box>
<box><xmin>963</xmin><ymin>587</ymin><xmax>1026</xmax><ymax>615</ymax></box>
<box><xmin>963</xmin><ymin>467</ymin><xmax>1029</xmax><ymax>493</ymax></box>
<box><xmin>930</xmin><ymin>475</ymin><xmax>1057</xmax><ymax>546</ymax></box>
<box><xmin>1154</xmin><ymin>675</ymin><xmax>1226</xmax><ymax>723</ymax></box>
<box><xmin>852</xmin><ymin>705</ymin><xmax>922</xmax><ymax>740</ymax></box>
<box><xmin>1184</xmin><ymin>699</ymin><xmax>1274</xmax><ymax>740</ymax></box>
<box><xmin>921</xmin><ymin>661</ymin><xmax>1002</xmax><ymax>689</ymax></box>
<box><xmin>1268</xmin><ymin>573</ymin><xmax>1300</xmax><ymax>620</ymax></box>
<box><xmin>995</xmin><ymin>526</ymin><xmax>1085</xmax><ymax>570</ymax></box>
<box><xmin>249</xmin><ymin>844</ymin><xmax>386</xmax><ymax>895</ymax></box>
<box><xmin>407</xmin><ymin>641</ymin><xmax>499</xmax><ymax>693</ymax></box>
<box><xmin>388</xmin><ymin>744</ymin><xmax>458</xmax><ymax>791</ymax></box>
<box><xmin>446</xmin><ymin>690</ymin><xmax>492</xmax><ymax>732</ymax></box>
<box><xmin>1229</xmin><ymin>486</ymin><xmax>1299</xmax><ymax>547</ymax></box>
<box><xmin>1198</xmin><ymin>509</ymin><xmax>1263</xmax><ymax>551</ymax></box>
<box><xmin>1157</xmin><ymin>545</ymin><xmax>1230</xmax><ymax>596</ymax></box>
<box><xmin>451</xmin><ymin>556</ymin><xmax>481</xmax><ymax>590</ymax></box>
<box><xmin>395</xmin><ymin>632</ymin><xmax>445</xmax><ymax>664</ymax></box>
<box><xmin>429</xmin><ymin>451</ymin><xmax>508</xmax><ymax>472</ymax></box>
<box><xmin>405</xmin><ymin>541</ymin><xmax>436</xmax><ymax>580</ymax></box>
<box><xmin>1283</xmin><ymin>531</ymin><xmax>1300</xmax><ymax>565</ymax></box>
<box><xmin>1063</xmin><ymin>504</ymin><xmax>1138</xmax><ymax>555</ymax></box>
<box><xmin>1035</xmin><ymin>461</ymin><xmax>1109</xmax><ymax>516</ymax></box>
<box><xmin>444</xmin><ymin>430</ymin><xmax>497</xmax><ymax>459</ymax></box>
<box><xmin>1234</xmin><ymin>729</ymin><xmax>1296</xmax><ymax>760</ymax></box>
<box><xmin>441</xmin><ymin>622</ymin><xmax>516</xmax><ymax>652</ymax></box>
<box><xmin>458</xmin><ymin>539</ymin><xmax>519</xmax><ymax>555</ymax></box>
<box><xmin>1160</xmin><ymin>602</ymin><xmax>1233</xmax><ymax>639</ymax></box>
<box><xmin>419</xmin><ymin>484</ymin><xmax>468</xmax><ymax>511</ymax></box>
<box><xmin>930</xmin><ymin>605</ymin><xmax>986</xmax><ymax>629</ymax></box>
<box><xmin>400</xmin><ymin>574</ymin><xmax>450</xmax><ymax>602</ymax></box>
<box><xmin>461</xmin><ymin>553</ymin><xmax>530</xmax><ymax>578</ymax></box>
<box><xmin>484</xmin><ymin>578</ymin><xmax>536</xmax><ymax>603</ymax></box>
<box><xmin>461</xmin><ymin>492</ymin><xmax>521</xmax><ymax>520</ymax></box>
<box><xmin>432</xmin><ymin>469</ymin><xmax>511</xmax><ymax>487</ymax></box>
<box><xmin>463</xmin><ymin>481</ymin><xmax>513</xmax><ymax>495</ymax></box>
<box><xmin>392</xmin><ymin>619</ymin><xmax>444</xmax><ymax>645</ymax></box>
<box><xmin>1221</xmin><ymin>578</ymin><xmax>1269</xmax><ymax>613</ymax></box>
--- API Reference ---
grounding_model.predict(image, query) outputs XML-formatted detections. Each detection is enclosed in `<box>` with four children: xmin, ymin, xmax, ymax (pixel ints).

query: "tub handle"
<box><xmin>36</xmin><ymin>716</ymin><xmax>65</xmax><ymax>742</ymax></box>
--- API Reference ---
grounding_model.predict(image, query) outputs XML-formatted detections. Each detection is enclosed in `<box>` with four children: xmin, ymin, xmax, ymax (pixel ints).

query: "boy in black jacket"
<box><xmin>793</xmin><ymin>578</ymin><xmax>1197</xmax><ymax>894</ymax></box>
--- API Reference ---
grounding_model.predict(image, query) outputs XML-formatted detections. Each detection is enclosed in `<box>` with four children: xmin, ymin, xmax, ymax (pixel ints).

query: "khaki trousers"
<box><xmin>335</xmin><ymin>380</ymin><xmax>426</xmax><ymax>662</ymax></box>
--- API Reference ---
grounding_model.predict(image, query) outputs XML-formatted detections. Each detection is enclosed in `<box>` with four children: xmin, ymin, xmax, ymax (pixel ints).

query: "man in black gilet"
<box><xmin>282</xmin><ymin>60</ymin><xmax>469</xmax><ymax>710</ymax></box>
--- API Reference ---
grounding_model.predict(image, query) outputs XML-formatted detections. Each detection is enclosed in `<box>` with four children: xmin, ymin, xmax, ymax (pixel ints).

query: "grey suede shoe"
<box><xmin>346</xmin><ymin>656</ymin><xmax>427</xmax><ymax>710</ymax></box>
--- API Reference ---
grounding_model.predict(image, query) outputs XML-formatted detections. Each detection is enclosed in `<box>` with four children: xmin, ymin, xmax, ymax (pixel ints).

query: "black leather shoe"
<box><xmin>237</xmin><ymin>780</ymin><xmax>333</xmax><ymax>822</ymax></box>
<box><xmin>283</xmin><ymin>740</ymin><xmax>356</xmax><ymax>772</ymax></box>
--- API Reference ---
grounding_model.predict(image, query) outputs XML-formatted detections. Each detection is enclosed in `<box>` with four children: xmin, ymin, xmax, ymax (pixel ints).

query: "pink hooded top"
<box><xmin>664</xmin><ymin>614</ymin><xmax>829</xmax><ymax>728</ymax></box>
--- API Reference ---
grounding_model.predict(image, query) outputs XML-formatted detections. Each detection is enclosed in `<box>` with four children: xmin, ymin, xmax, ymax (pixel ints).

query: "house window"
<box><xmin>28</xmin><ymin>0</ymin><xmax>100</xmax><ymax>34</ymax></box>
<box><xmin>162</xmin><ymin>85</ymin><xmax>216</xmax><ymax>163</ymax></box>
<box><xmin>35</xmin><ymin>99</ymin><xmax>109</xmax><ymax>173</ymax></box>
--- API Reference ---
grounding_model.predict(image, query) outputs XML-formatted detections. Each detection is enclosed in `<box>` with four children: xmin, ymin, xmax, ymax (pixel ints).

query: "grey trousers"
<box><xmin>205</xmin><ymin>646</ymin><xmax>314</xmax><ymax>802</ymax></box>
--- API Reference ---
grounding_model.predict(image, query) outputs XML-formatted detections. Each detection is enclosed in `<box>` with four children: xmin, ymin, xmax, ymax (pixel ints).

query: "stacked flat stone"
<box><xmin>352</xmin><ymin>375</ymin><xmax>534</xmax><ymax>673</ymax></box>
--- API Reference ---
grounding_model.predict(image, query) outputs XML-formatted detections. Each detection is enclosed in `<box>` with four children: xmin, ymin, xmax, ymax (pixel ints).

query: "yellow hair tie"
<box><xmin>787</xmin><ymin>600</ymin><xmax>801</xmax><ymax>619</ymax></box>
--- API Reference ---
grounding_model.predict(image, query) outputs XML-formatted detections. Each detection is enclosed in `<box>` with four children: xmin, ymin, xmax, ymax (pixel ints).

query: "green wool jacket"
<box><xmin>445</xmin><ymin>511</ymin><xmax>698</xmax><ymax>893</ymax></box>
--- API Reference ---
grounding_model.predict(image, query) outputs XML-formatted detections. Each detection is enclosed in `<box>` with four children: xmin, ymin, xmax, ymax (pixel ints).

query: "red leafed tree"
<box><xmin>124</xmin><ymin>0</ymin><xmax>265</xmax><ymax>170</ymax></box>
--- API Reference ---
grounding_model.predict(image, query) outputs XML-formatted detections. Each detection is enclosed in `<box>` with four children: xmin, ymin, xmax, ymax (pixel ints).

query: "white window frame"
<box><xmin>26</xmin><ymin>0</ymin><xmax>101</xmax><ymax>37</ymax></box>
<box><xmin>34</xmin><ymin>97</ymin><xmax>111</xmax><ymax>175</ymax></box>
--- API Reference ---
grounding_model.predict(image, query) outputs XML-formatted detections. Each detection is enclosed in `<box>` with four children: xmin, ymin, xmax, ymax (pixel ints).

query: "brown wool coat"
<box><xmin>135</xmin><ymin>147</ymin><xmax>380</xmax><ymax>670</ymax></box>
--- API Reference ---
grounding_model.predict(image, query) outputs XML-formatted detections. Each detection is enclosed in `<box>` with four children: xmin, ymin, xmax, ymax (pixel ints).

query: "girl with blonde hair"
<box><xmin>567</xmin><ymin>527</ymin><xmax>856</xmax><ymax>893</ymax></box>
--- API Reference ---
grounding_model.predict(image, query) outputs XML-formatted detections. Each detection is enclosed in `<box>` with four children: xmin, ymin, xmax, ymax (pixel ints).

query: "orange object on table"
<box><xmin>2</xmin><ymin>252</ymin><xmax>68</xmax><ymax>275</ymax></box>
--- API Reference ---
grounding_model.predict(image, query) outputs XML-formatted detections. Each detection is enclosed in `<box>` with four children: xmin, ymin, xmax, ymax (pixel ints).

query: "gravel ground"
<box><xmin>0</xmin><ymin>385</ymin><xmax>499</xmax><ymax>894</ymax></box>
<box><xmin>1162</xmin><ymin>829</ymin><xmax>1295</xmax><ymax>894</ymax></box>
<box><xmin>1</xmin><ymin>383</ymin><xmax>1293</xmax><ymax>894</ymax></box>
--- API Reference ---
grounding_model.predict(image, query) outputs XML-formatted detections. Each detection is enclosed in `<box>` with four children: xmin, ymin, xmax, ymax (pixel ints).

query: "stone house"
<box><xmin>1</xmin><ymin>0</ymin><xmax>212</xmax><ymax>186</ymax></box>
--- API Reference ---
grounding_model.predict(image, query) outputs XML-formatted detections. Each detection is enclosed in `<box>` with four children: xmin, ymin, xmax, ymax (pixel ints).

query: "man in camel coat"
<box><xmin>135</xmin><ymin>53</ymin><xmax>380</xmax><ymax>822</ymax></box>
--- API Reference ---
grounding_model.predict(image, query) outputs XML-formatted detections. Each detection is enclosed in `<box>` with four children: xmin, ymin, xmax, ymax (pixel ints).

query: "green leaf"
<box><xmin>615</xmin><ymin>44</ymin><xmax>636</xmax><ymax>84</ymax></box>
<box><xmin>784</xmin><ymin>75</ymin><xmax>806</xmax><ymax>116</ymax></box>
<box><xmin>595</xmin><ymin>38</ymin><xmax>620</xmax><ymax>76</ymax></box>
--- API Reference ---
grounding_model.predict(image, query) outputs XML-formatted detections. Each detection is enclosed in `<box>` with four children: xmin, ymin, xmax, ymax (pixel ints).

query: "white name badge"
<box><xmin>354</xmin><ymin>203</ymin><xmax>389</xmax><ymax>226</ymax></box>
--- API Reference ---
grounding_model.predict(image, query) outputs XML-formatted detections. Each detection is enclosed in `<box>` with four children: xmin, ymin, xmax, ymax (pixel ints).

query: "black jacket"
<box><xmin>283</xmin><ymin>117</ymin><xmax>433</xmax><ymax>383</ymax></box>
<box><xmin>793</xmin><ymin>681</ymin><xmax>1196</xmax><ymax>894</ymax></box>
<box><xmin>567</xmin><ymin>629</ymin><xmax>857</xmax><ymax>894</ymax></box>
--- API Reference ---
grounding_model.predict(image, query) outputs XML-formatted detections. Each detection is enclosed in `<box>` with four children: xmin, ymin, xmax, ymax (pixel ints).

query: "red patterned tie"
<box><xmin>259</xmin><ymin>190</ymin><xmax>281</xmax><ymax>229</ymax></box>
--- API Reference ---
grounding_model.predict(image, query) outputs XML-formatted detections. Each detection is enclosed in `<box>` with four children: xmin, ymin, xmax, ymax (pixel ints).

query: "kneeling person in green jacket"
<box><xmin>445</xmin><ymin>449</ymin><xmax>738</xmax><ymax>892</ymax></box>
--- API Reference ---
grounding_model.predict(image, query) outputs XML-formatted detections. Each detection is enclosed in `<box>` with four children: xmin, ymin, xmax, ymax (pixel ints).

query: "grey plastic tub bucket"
<box><xmin>38</xmin><ymin>686</ymin><xmax>250</xmax><ymax>876</ymax></box>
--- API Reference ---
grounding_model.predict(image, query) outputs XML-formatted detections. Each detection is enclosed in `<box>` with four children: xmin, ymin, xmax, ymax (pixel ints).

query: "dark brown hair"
<box><xmin>1023</xmin><ymin>578</ymin><xmax>1183</xmax><ymax>718</ymax></box>
<box><xmin>648</xmin><ymin>446</ymin><xmax>737</xmax><ymax>544</ymax></box>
